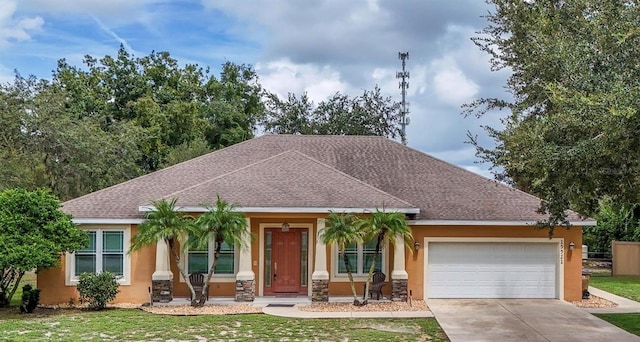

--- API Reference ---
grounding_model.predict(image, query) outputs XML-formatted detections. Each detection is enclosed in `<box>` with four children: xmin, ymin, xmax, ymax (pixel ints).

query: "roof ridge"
<box><xmin>160</xmin><ymin>149</ymin><xmax>294</xmax><ymax>201</ymax></box>
<box><xmin>286</xmin><ymin>150</ymin><xmax>418</xmax><ymax>209</ymax></box>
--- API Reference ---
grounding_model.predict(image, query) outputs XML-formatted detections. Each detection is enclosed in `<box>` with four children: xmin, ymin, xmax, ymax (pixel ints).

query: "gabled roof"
<box><xmin>63</xmin><ymin>134</ymin><xmax>587</xmax><ymax>222</ymax></box>
<box><xmin>158</xmin><ymin>150</ymin><xmax>416</xmax><ymax>211</ymax></box>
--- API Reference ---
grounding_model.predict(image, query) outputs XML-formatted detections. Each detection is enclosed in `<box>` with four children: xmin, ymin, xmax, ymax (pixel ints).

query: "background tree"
<box><xmin>360</xmin><ymin>209</ymin><xmax>412</xmax><ymax>305</ymax></box>
<box><xmin>263</xmin><ymin>86</ymin><xmax>403</xmax><ymax>139</ymax></box>
<box><xmin>0</xmin><ymin>188</ymin><xmax>87</xmax><ymax>307</ymax></box>
<box><xmin>321</xmin><ymin>212</ymin><xmax>366</xmax><ymax>306</ymax></box>
<box><xmin>192</xmin><ymin>197</ymin><xmax>250</xmax><ymax>306</ymax></box>
<box><xmin>583</xmin><ymin>198</ymin><xmax>640</xmax><ymax>256</ymax></box>
<box><xmin>52</xmin><ymin>46</ymin><xmax>263</xmax><ymax>173</ymax></box>
<box><xmin>0</xmin><ymin>47</ymin><xmax>265</xmax><ymax>200</ymax></box>
<box><xmin>466</xmin><ymin>0</ymin><xmax>640</xmax><ymax>233</ymax></box>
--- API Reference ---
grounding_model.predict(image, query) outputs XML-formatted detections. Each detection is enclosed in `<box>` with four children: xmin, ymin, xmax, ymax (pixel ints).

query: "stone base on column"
<box><xmin>312</xmin><ymin>279</ymin><xmax>329</xmax><ymax>302</ymax></box>
<box><xmin>235</xmin><ymin>280</ymin><xmax>255</xmax><ymax>302</ymax></box>
<box><xmin>391</xmin><ymin>279</ymin><xmax>408</xmax><ymax>302</ymax></box>
<box><xmin>152</xmin><ymin>280</ymin><xmax>173</xmax><ymax>303</ymax></box>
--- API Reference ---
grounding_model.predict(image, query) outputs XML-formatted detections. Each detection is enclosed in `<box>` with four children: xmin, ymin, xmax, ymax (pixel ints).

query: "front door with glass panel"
<box><xmin>264</xmin><ymin>228</ymin><xmax>308</xmax><ymax>294</ymax></box>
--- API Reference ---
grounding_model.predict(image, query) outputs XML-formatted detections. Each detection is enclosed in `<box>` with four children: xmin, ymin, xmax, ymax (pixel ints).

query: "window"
<box><xmin>186</xmin><ymin>236</ymin><xmax>236</xmax><ymax>276</ymax></box>
<box><xmin>335</xmin><ymin>240</ymin><xmax>384</xmax><ymax>276</ymax></box>
<box><xmin>67</xmin><ymin>227</ymin><xmax>130</xmax><ymax>286</ymax></box>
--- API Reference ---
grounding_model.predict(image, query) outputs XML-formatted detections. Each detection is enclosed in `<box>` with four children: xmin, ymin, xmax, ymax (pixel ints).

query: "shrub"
<box><xmin>77</xmin><ymin>272</ymin><xmax>120</xmax><ymax>310</ymax></box>
<box><xmin>19</xmin><ymin>284</ymin><xmax>40</xmax><ymax>313</ymax></box>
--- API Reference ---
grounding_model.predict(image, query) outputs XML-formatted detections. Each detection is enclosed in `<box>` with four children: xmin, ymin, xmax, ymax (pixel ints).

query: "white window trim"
<box><xmin>65</xmin><ymin>225</ymin><xmax>131</xmax><ymax>286</ymax></box>
<box><xmin>180</xmin><ymin>236</ymin><xmax>238</xmax><ymax>283</ymax></box>
<box><xmin>330</xmin><ymin>240</ymin><xmax>388</xmax><ymax>282</ymax></box>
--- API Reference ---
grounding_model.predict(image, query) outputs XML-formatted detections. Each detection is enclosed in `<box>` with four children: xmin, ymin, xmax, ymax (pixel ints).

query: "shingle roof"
<box><xmin>165</xmin><ymin>150</ymin><xmax>416</xmax><ymax>210</ymax></box>
<box><xmin>63</xmin><ymin>134</ymin><xmax>586</xmax><ymax>222</ymax></box>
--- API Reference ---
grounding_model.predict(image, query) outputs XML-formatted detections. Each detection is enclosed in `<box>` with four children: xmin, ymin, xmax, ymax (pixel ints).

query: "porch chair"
<box><xmin>189</xmin><ymin>273</ymin><xmax>209</xmax><ymax>302</ymax></box>
<box><xmin>363</xmin><ymin>271</ymin><xmax>386</xmax><ymax>300</ymax></box>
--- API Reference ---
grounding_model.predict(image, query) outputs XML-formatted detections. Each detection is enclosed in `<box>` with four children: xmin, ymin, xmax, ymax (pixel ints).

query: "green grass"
<box><xmin>596</xmin><ymin>313</ymin><xmax>640</xmax><ymax>336</ymax></box>
<box><xmin>1</xmin><ymin>273</ymin><xmax>448</xmax><ymax>341</ymax></box>
<box><xmin>590</xmin><ymin>275</ymin><xmax>640</xmax><ymax>302</ymax></box>
<box><xmin>8</xmin><ymin>272</ymin><xmax>37</xmax><ymax>306</ymax></box>
<box><xmin>0</xmin><ymin>309</ymin><xmax>448</xmax><ymax>341</ymax></box>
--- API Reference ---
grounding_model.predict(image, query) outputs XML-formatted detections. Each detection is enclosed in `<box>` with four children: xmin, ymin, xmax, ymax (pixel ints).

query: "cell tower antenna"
<box><xmin>396</xmin><ymin>52</ymin><xmax>410</xmax><ymax>145</ymax></box>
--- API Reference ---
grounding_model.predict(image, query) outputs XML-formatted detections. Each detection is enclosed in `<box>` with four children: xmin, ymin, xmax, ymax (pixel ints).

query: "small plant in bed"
<box><xmin>19</xmin><ymin>284</ymin><xmax>40</xmax><ymax>313</ymax></box>
<box><xmin>77</xmin><ymin>272</ymin><xmax>120</xmax><ymax>310</ymax></box>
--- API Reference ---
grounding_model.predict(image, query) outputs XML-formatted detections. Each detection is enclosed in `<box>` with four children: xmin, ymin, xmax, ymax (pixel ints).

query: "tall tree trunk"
<box><xmin>199</xmin><ymin>236</ymin><xmax>223</xmax><ymax>306</ymax></box>
<box><xmin>363</xmin><ymin>235</ymin><xmax>383</xmax><ymax>306</ymax></box>
<box><xmin>169</xmin><ymin>241</ymin><xmax>197</xmax><ymax>306</ymax></box>
<box><xmin>342</xmin><ymin>251</ymin><xmax>363</xmax><ymax>306</ymax></box>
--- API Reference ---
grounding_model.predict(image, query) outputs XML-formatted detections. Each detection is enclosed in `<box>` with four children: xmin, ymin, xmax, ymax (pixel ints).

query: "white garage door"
<box><xmin>427</xmin><ymin>242</ymin><xmax>558</xmax><ymax>299</ymax></box>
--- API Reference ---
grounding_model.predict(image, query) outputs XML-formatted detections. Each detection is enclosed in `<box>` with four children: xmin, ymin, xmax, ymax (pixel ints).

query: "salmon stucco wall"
<box><xmin>405</xmin><ymin>225</ymin><xmax>583</xmax><ymax>302</ymax></box>
<box><xmin>38</xmin><ymin>225</ymin><xmax>156</xmax><ymax>305</ymax></box>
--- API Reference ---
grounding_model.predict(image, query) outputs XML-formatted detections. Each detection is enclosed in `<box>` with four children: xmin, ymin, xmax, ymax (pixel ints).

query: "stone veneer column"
<box><xmin>311</xmin><ymin>218</ymin><xmax>329</xmax><ymax>302</ymax></box>
<box><xmin>151</xmin><ymin>238</ymin><xmax>174</xmax><ymax>302</ymax></box>
<box><xmin>391</xmin><ymin>233</ymin><xmax>409</xmax><ymax>302</ymax></box>
<box><xmin>235</xmin><ymin>217</ymin><xmax>255</xmax><ymax>301</ymax></box>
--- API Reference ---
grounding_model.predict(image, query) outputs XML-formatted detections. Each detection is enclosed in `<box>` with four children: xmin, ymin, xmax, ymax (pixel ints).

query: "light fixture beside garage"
<box><xmin>413</xmin><ymin>241</ymin><xmax>420</xmax><ymax>251</ymax></box>
<box><xmin>569</xmin><ymin>242</ymin><xmax>575</xmax><ymax>251</ymax></box>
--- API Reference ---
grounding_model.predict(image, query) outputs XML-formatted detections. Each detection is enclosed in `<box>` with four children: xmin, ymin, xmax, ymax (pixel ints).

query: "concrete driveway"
<box><xmin>428</xmin><ymin>299</ymin><xmax>640</xmax><ymax>342</ymax></box>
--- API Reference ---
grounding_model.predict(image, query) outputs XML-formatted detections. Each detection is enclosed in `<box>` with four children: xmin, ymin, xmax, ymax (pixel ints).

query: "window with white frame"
<box><xmin>186</xmin><ymin>235</ymin><xmax>236</xmax><ymax>275</ymax></box>
<box><xmin>68</xmin><ymin>227</ymin><xmax>130</xmax><ymax>285</ymax></box>
<box><xmin>336</xmin><ymin>240</ymin><xmax>384</xmax><ymax>276</ymax></box>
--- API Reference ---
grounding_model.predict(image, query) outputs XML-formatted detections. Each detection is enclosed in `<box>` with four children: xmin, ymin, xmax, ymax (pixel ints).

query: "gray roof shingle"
<box><xmin>63</xmin><ymin>135</ymin><xmax>586</xmax><ymax>222</ymax></box>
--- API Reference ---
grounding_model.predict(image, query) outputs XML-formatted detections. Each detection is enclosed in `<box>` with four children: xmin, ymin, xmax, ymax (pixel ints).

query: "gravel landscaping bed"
<box><xmin>141</xmin><ymin>304</ymin><xmax>263</xmax><ymax>315</ymax></box>
<box><xmin>299</xmin><ymin>300</ymin><xmax>429</xmax><ymax>312</ymax></box>
<box><xmin>571</xmin><ymin>295</ymin><xmax>617</xmax><ymax>308</ymax></box>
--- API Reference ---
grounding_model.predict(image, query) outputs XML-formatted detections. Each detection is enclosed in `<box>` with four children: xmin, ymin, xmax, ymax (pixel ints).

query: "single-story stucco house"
<box><xmin>38</xmin><ymin>135</ymin><xmax>594</xmax><ymax>305</ymax></box>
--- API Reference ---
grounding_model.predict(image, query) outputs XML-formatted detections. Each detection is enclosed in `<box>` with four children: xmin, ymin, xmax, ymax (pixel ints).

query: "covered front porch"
<box><xmin>150</xmin><ymin>217</ymin><xmax>411</xmax><ymax>303</ymax></box>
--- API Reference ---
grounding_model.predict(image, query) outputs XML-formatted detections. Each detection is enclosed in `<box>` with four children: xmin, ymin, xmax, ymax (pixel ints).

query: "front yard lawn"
<box><xmin>590</xmin><ymin>276</ymin><xmax>640</xmax><ymax>302</ymax></box>
<box><xmin>0</xmin><ymin>308</ymin><xmax>448</xmax><ymax>341</ymax></box>
<box><xmin>596</xmin><ymin>313</ymin><xmax>640</xmax><ymax>337</ymax></box>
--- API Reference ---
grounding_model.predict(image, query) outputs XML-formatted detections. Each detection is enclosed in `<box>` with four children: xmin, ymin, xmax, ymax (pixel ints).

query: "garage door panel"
<box><xmin>427</xmin><ymin>242</ymin><xmax>558</xmax><ymax>299</ymax></box>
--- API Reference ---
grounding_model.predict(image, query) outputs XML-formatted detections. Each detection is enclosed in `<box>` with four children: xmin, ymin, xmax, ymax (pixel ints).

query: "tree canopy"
<box><xmin>263</xmin><ymin>86</ymin><xmax>404</xmax><ymax>139</ymax></box>
<box><xmin>0</xmin><ymin>188</ymin><xmax>87</xmax><ymax>307</ymax></box>
<box><xmin>467</xmin><ymin>0</ymin><xmax>640</xmax><ymax>230</ymax></box>
<box><xmin>0</xmin><ymin>47</ymin><xmax>264</xmax><ymax>201</ymax></box>
<box><xmin>1</xmin><ymin>46</ymin><xmax>403</xmax><ymax>202</ymax></box>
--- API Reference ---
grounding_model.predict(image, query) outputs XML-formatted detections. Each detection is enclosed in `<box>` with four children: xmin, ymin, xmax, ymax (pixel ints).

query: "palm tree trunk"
<box><xmin>363</xmin><ymin>235</ymin><xmax>383</xmax><ymax>305</ymax></box>
<box><xmin>199</xmin><ymin>237</ymin><xmax>223</xmax><ymax>306</ymax></box>
<box><xmin>169</xmin><ymin>241</ymin><xmax>198</xmax><ymax>306</ymax></box>
<box><xmin>342</xmin><ymin>252</ymin><xmax>362</xmax><ymax>306</ymax></box>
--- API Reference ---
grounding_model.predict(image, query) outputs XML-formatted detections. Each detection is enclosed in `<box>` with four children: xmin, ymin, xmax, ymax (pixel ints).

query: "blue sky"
<box><xmin>1</xmin><ymin>0</ymin><xmax>511</xmax><ymax>179</ymax></box>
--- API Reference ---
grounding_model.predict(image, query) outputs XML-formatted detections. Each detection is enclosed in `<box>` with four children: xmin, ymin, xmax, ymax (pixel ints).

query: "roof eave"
<box><xmin>408</xmin><ymin>219</ymin><xmax>597</xmax><ymax>226</ymax></box>
<box><xmin>72</xmin><ymin>218</ymin><xmax>145</xmax><ymax>225</ymax></box>
<box><xmin>139</xmin><ymin>205</ymin><xmax>420</xmax><ymax>214</ymax></box>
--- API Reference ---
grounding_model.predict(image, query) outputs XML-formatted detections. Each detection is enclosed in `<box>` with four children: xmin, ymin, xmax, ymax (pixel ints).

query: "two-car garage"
<box><xmin>424</xmin><ymin>239</ymin><xmax>562</xmax><ymax>299</ymax></box>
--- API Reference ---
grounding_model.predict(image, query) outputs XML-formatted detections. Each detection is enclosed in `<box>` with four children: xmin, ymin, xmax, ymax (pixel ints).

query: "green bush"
<box><xmin>20</xmin><ymin>284</ymin><xmax>40</xmax><ymax>313</ymax></box>
<box><xmin>77</xmin><ymin>272</ymin><xmax>120</xmax><ymax>310</ymax></box>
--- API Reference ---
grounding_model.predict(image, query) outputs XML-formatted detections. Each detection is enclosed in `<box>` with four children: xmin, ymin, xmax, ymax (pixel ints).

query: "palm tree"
<box><xmin>320</xmin><ymin>211</ymin><xmax>366</xmax><ymax>306</ymax></box>
<box><xmin>193</xmin><ymin>196</ymin><xmax>250</xmax><ymax>306</ymax></box>
<box><xmin>129</xmin><ymin>198</ymin><xmax>201</xmax><ymax>305</ymax></box>
<box><xmin>361</xmin><ymin>208</ymin><xmax>412</xmax><ymax>305</ymax></box>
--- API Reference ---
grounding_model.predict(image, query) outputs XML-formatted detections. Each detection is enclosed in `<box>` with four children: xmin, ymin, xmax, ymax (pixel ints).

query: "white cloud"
<box><xmin>431</xmin><ymin>58</ymin><xmax>479</xmax><ymax>106</ymax></box>
<box><xmin>0</xmin><ymin>1</ymin><xmax>43</xmax><ymax>48</ymax></box>
<box><xmin>256</xmin><ymin>58</ymin><xmax>348</xmax><ymax>102</ymax></box>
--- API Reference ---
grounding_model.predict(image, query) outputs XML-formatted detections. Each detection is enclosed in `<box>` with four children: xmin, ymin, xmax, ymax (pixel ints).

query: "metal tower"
<box><xmin>396</xmin><ymin>52</ymin><xmax>410</xmax><ymax>145</ymax></box>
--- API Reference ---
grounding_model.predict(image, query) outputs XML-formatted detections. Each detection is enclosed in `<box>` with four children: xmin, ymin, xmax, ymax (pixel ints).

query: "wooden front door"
<box><xmin>265</xmin><ymin>228</ymin><xmax>305</xmax><ymax>294</ymax></box>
